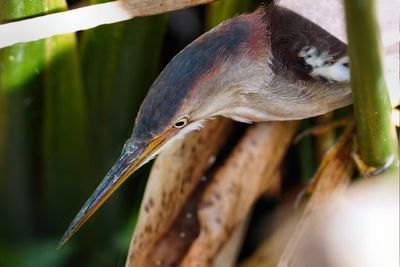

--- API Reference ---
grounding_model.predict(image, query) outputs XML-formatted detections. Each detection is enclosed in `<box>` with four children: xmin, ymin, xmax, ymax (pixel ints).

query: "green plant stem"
<box><xmin>344</xmin><ymin>0</ymin><xmax>399</xmax><ymax>169</ymax></box>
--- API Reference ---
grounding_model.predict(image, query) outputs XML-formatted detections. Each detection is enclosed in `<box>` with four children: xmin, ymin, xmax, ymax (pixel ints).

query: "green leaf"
<box><xmin>40</xmin><ymin>0</ymin><xmax>90</xmax><ymax>235</ymax></box>
<box><xmin>0</xmin><ymin>2</ymin><xmax>47</xmax><ymax>91</ymax></box>
<box><xmin>0</xmin><ymin>0</ymin><xmax>46</xmax><ymax>243</ymax></box>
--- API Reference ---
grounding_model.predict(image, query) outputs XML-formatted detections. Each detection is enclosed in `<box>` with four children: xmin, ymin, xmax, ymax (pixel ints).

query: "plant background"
<box><xmin>1</xmin><ymin>0</ymin><xmax>397</xmax><ymax>266</ymax></box>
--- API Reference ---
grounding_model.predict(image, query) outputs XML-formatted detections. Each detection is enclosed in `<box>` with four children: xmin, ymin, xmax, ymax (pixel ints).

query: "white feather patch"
<box><xmin>299</xmin><ymin>46</ymin><xmax>350</xmax><ymax>82</ymax></box>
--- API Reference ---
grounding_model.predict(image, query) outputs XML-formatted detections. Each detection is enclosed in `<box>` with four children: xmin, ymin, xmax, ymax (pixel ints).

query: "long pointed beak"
<box><xmin>58</xmin><ymin>134</ymin><xmax>170</xmax><ymax>248</ymax></box>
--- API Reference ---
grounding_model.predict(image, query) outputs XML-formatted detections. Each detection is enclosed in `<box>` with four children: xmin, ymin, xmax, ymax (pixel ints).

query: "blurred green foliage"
<box><xmin>0</xmin><ymin>0</ymin><xmax>166</xmax><ymax>266</ymax></box>
<box><xmin>207</xmin><ymin>0</ymin><xmax>264</xmax><ymax>28</ymax></box>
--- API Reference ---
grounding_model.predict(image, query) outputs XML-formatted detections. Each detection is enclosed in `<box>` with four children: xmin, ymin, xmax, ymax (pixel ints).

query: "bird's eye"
<box><xmin>173</xmin><ymin>117</ymin><xmax>188</xmax><ymax>128</ymax></box>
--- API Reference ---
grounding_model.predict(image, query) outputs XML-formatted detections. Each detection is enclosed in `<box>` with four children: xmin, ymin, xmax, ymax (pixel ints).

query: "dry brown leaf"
<box><xmin>239</xmin><ymin>124</ymin><xmax>355</xmax><ymax>267</ymax></box>
<box><xmin>213</xmin><ymin>170</ymin><xmax>282</xmax><ymax>267</ymax></box>
<box><xmin>125</xmin><ymin>118</ymin><xmax>233</xmax><ymax>267</ymax></box>
<box><xmin>277</xmin><ymin>124</ymin><xmax>355</xmax><ymax>267</ymax></box>
<box><xmin>125</xmin><ymin>121</ymin><xmax>298</xmax><ymax>267</ymax></box>
<box><xmin>213</xmin><ymin>212</ymin><xmax>254</xmax><ymax>267</ymax></box>
<box><xmin>180</xmin><ymin>121</ymin><xmax>299</xmax><ymax>267</ymax></box>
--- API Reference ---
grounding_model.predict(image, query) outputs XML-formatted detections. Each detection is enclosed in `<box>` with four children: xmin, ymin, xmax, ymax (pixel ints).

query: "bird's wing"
<box><xmin>267</xmin><ymin>4</ymin><xmax>350</xmax><ymax>83</ymax></box>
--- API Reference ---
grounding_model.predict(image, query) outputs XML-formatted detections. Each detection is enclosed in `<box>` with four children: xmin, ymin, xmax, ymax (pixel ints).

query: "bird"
<box><xmin>58</xmin><ymin>2</ymin><xmax>352</xmax><ymax>247</ymax></box>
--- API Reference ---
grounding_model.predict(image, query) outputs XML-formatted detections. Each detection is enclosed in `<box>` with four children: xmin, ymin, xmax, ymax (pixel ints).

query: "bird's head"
<box><xmin>59</xmin><ymin>8</ymin><xmax>268</xmax><ymax>247</ymax></box>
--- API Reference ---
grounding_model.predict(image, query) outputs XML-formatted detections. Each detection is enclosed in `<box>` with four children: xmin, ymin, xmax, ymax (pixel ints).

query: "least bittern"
<box><xmin>59</xmin><ymin>3</ymin><xmax>351</xmax><ymax>246</ymax></box>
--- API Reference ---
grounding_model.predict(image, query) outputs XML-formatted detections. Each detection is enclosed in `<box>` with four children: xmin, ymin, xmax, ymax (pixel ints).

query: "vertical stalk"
<box><xmin>344</xmin><ymin>0</ymin><xmax>399</xmax><ymax>169</ymax></box>
<box><xmin>42</xmin><ymin>0</ymin><xmax>90</xmax><ymax>235</ymax></box>
<box><xmin>314</xmin><ymin>113</ymin><xmax>335</xmax><ymax>161</ymax></box>
<box><xmin>298</xmin><ymin>121</ymin><xmax>316</xmax><ymax>183</ymax></box>
<box><xmin>0</xmin><ymin>0</ymin><xmax>45</xmax><ymax>242</ymax></box>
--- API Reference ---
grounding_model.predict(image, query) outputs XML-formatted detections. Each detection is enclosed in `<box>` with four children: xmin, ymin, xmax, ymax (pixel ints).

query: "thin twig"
<box><xmin>0</xmin><ymin>0</ymin><xmax>215</xmax><ymax>48</ymax></box>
